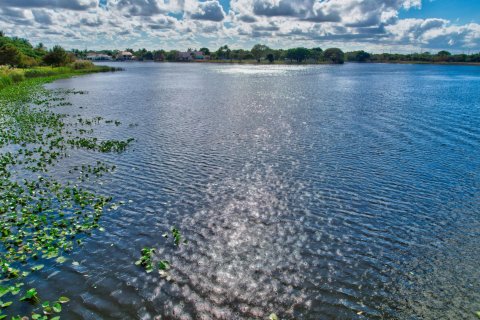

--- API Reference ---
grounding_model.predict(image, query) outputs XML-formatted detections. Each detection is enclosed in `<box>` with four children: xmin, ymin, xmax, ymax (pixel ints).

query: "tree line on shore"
<box><xmin>0</xmin><ymin>31</ymin><xmax>77</xmax><ymax>67</ymax></box>
<box><xmin>70</xmin><ymin>45</ymin><xmax>480</xmax><ymax>65</ymax></box>
<box><xmin>0</xmin><ymin>32</ymin><xmax>116</xmax><ymax>90</ymax></box>
<box><xmin>1</xmin><ymin>31</ymin><xmax>480</xmax><ymax>68</ymax></box>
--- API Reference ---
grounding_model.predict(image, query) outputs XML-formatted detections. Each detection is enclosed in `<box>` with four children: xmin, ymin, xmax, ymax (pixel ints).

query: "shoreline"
<box><xmin>0</xmin><ymin>65</ymin><xmax>120</xmax><ymax>91</ymax></box>
<box><xmin>109</xmin><ymin>59</ymin><xmax>480</xmax><ymax>67</ymax></box>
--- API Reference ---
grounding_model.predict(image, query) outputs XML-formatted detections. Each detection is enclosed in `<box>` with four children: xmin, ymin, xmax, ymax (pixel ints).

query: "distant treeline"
<box><xmin>82</xmin><ymin>45</ymin><xmax>480</xmax><ymax>65</ymax></box>
<box><xmin>1</xmin><ymin>30</ymin><xmax>480</xmax><ymax>67</ymax></box>
<box><xmin>347</xmin><ymin>50</ymin><xmax>480</xmax><ymax>64</ymax></box>
<box><xmin>73</xmin><ymin>45</ymin><xmax>346</xmax><ymax>64</ymax></box>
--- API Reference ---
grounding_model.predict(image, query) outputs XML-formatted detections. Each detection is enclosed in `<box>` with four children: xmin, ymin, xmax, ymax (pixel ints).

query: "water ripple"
<box><xmin>39</xmin><ymin>62</ymin><xmax>480</xmax><ymax>319</ymax></box>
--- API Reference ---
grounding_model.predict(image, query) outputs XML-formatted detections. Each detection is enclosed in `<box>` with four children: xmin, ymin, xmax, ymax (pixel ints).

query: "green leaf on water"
<box><xmin>269</xmin><ymin>313</ymin><xmax>279</xmax><ymax>320</ymax></box>
<box><xmin>10</xmin><ymin>286</ymin><xmax>21</xmax><ymax>295</ymax></box>
<box><xmin>55</xmin><ymin>256</ymin><xmax>67</xmax><ymax>263</ymax></box>
<box><xmin>0</xmin><ymin>287</ymin><xmax>8</xmax><ymax>298</ymax></box>
<box><xmin>20</xmin><ymin>288</ymin><xmax>38</xmax><ymax>301</ymax></box>
<box><xmin>43</xmin><ymin>306</ymin><xmax>53</xmax><ymax>315</ymax></box>
<box><xmin>31</xmin><ymin>264</ymin><xmax>44</xmax><ymax>271</ymax></box>
<box><xmin>475</xmin><ymin>311</ymin><xmax>480</xmax><ymax>319</ymax></box>
<box><xmin>58</xmin><ymin>296</ymin><xmax>70</xmax><ymax>304</ymax></box>
<box><xmin>53</xmin><ymin>302</ymin><xmax>62</xmax><ymax>313</ymax></box>
<box><xmin>158</xmin><ymin>260</ymin><xmax>170</xmax><ymax>270</ymax></box>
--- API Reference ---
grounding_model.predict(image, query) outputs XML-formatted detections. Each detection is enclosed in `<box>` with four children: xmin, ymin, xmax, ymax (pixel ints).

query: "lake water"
<box><xmin>42</xmin><ymin>62</ymin><xmax>480</xmax><ymax>319</ymax></box>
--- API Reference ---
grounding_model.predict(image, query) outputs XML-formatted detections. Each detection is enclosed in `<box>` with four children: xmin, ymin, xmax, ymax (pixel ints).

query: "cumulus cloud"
<box><xmin>0</xmin><ymin>0</ymin><xmax>97</xmax><ymax>10</ymax></box>
<box><xmin>387</xmin><ymin>18</ymin><xmax>480</xmax><ymax>48</ymax></box>
<box><xmin>189</xmin><ymin>0</ymin><xmax>225</xmax><ymax>22</ymax></box>
<box><xmin>232</xmin><ymin>0</ymin><xmax>421</xmax><ymax>25</ymax></box>
<box><xmin>0</xmin><ymin>0</ymin><xmax>478</xmax><ymax>52</ymax></box>
<box><xmin>32</xmin><ymin>9</ymin><xmax>53</xmax><ymax>24</ymax></box>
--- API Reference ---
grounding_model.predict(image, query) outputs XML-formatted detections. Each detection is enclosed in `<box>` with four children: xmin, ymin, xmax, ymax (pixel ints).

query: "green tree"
<box><xmin>310</xmin><ymin>47</ymin><xmax>323</xmax><ymax>61</ymax></box>
<box><xmin>345</xmin><ymin>50</ymin><xmax>370</xmax><ymax>62</ymax></box>
<box><xmin>0</xmin><ymin>35</ymin><xmax>43</xmax><ymax>60</ymax></box>
<box><xmin>215</xmin><ymin>45</ymin><xmax>231</xmax><ymax>59</ymax></box>
<box><xmin>199</xmin><ymin>47</ymin><xmax>210</xmax><ymax>55</ymax></box>
<box><xmin>323</xmin><ymin>48</ymin><xmax>344</xmax><ymax>64</ymax></box>
<box><xmin>272</xmin><ymin>49</ymin><xmax>284</xmax><ymax>61</ymax></box>
<box><xmin>437</xmin><ymin>50</ymin><xmax>451</xmax><ymax>56</ymax></box>
<box><xmin>266</xmin><ymin>53</ymin><xmax>274</xmax><ymax>63</ymax></box>
<box><xmin>166</xmin><ymin>50</ymin><xmax>179</xmax><ymax>61</ymax></box>
<box><xmin>153</xmin><ymin>50</ymin><xmax>166</xmax><ymax>61</ymax></box>
<box><xmin>143</xmin><ymin>51</ymin><xmax>153</xmax><ymax>60</ymax></box>
<box><xmin>231</xmin><ymin>49</ymin><xmax>250</xmax><ymax>61</ymax></box>
<box><xmin>436</xmin><ymin>50</ymin><xmax>452</xmax><ymax>62</ymax></box>
<box><xmin>36</xmin><ymin>42</ymin><xmax>46</xmax><ymax>51</ymax></box>
<box><xmin>0</xmin><ymin>44</ymin><xmax>22</xmax><ymax>66</ymax></box>
<box><xmin>43</xmin><ymin>45</ymin><xmax>70</xmax><ymax>66</ymax></box>
<box><xmin>251</xmin><ymin>44</ymin><xmax>270</xmax><ymax>62</ymax></box>
<box><xmin>286</xmin><ymin>47</ymin><xmax>310</xmax><ymax>63</ymax></box>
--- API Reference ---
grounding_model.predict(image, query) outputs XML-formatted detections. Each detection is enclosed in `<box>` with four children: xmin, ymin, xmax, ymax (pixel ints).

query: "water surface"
<box><xmin>42</xmin><ymin>62</ymin><xmax>480</xmax><ymax>319</ymax></box>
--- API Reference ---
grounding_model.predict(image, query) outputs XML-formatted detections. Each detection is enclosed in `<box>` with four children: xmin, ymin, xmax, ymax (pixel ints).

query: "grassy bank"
<box><xmin>0</xmin><ymin>61</ymin><xmax>119</xmax><ymax>90</ymax></box>
<box><xmin>0</xmin><ymin>66</ymin><xmax>131</xmax><ymax>319</ymax></box>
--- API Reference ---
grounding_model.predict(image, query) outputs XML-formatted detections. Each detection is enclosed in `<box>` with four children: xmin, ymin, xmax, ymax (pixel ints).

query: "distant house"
<box><xmin>193</xmin><ymin>51</ymin><xmax>208</xmax><ymax>60</ymax></box>
<box><xmin>116</xmin><ymin>51</ymin><xmax>134</xmax><ymax>61</ymax></box>
<box><xmin>178</xmin><ymin>51</ymin><xmax>193</xmax><ymax>62</ymax></box>
<box><xmin>177</xmin><ymin>50</ymin><xmax>209</xmax><ymax>62</ymax></box>
<box><xmin>86</xmin><ymin>53</ymin><xmax>112</xmax><ymax>61</ymax></box>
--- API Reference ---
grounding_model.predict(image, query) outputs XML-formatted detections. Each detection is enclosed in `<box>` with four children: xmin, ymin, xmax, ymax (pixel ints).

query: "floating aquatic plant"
<box><xmin>20</xmin><ymin>288</ymin><xmax>39</xmax><ymax>302</ymax></box>
<box><xmin>135</xmin><ymin>248</ymin><xmax>156</xmax><ymax>273</ymax></box>
<box><xmin>269</xmin><ymin>314</ymin><xmax>279</xmax><ymax>320</ymax></box>
<box><xmin>158</xmin><ymin>260</ymin><xmax>170</xmax><ymax>271</ymax></box>
<box><xmin>163</xmin><ymin>227</ymin><xmax>187</xmax><ymax>247</ymax></box>
<box><xmin>0</xmin><ymin>74</ymin><xmax>132</xmax><ymax>318</ymax></box>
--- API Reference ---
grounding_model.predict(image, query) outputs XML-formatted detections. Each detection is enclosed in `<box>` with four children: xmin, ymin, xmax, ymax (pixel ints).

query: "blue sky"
<box><xmin>0</xmin><ymin>0</ymin><xmax>479</xmax><ymax>52</ymax></box>
<box><xmin>219</xmin><ymin>0</ymin><xmax>480</xmax><ymax>24</ymax></box>
<box><xmin>400</xmin><ymin>0</ymin><xmax>480</xmax><ymax>23</ymax></box>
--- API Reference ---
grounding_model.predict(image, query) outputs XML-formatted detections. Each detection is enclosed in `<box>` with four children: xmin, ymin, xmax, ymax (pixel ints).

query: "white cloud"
<box><xmin>387</xmin><ymin>18</ymin><xmax>480</xmax><ymax>49</ymax></box>
<box><xmin>0</xmin><ymin>0</ymin><xmax>98</xmax><ymax>10</ymax></box>
<box><xmin>188</xmin><ymin>0</ymin><xmax>226</xmax><ymax>22</ymax></box>
<box><xmin>0</xmin><ymin>0</ymin><xmax>478</xmax><ymax>52</ymax></box>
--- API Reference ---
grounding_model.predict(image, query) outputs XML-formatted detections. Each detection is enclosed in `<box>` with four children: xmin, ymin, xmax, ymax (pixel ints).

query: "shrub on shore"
<box><xmin>42</xmin><ymin>45</ymin><xmax>74</xmax><ymax>66</ymax></box>
<box><xmin>71</xmin><ymin>60</ymin><xmax>95</xmax><ymax>70</ymax></box>
<box><xmin>0</xmin><ymin>66</ymin><xmax>26</xmax><ymax>89</ymax></box>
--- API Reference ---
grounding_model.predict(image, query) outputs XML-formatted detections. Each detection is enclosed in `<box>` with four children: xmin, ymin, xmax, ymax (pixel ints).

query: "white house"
<box><xmin>117</xmin><ymin>51</ymin><xmax>134</xmax><ymax>61</ymax></box>
<box><xmin>177</xmin><ymin>50</ymin><xmax>209</xmax><ymax>62</ymax></box>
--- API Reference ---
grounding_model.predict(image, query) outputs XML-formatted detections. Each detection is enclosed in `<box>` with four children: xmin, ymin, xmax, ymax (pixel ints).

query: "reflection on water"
<box><xmin>35</xmin><ymin>62</ymin><xmax>480</xmax><ymax>319</ymax></box>
<box><xmin>213</xmin><ymin>64</ymin><xmax>310</xmax><ymax>75</ymax></box>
